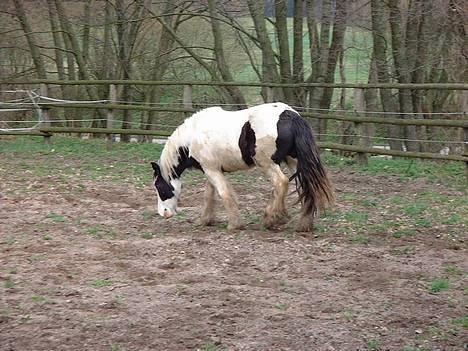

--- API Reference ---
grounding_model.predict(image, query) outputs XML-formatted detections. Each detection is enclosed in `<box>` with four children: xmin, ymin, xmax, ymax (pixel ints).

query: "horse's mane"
<box><xmin>159</xmin><ymin>107</ymin><xmax>224</xmax><ymax>180</ymax></box>
<box><xmin>159</xmin><ymin>126</ymin><xmax>188</xmax><ymax>180</ymax></box>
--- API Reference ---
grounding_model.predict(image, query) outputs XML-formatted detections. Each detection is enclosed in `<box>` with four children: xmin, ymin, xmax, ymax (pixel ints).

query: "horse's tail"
<box><xmin>290</xmin><ymin>111</ymin><xmax>335</xmax><ymax>217</ymax></box>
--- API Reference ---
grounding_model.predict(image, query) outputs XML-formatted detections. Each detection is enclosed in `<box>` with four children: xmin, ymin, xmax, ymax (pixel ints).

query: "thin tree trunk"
<box><xmin>246</xmin><ymin>0</ymin><xmax>282</xmax><ymax>101</ymax></box>
<box><xmin>308</xmin><ymin>0</ymin><xmax>332</xmax><ymax>112</ymax></box>
<box><xmin>54</xmin><ymin>0</ymin><xmax>101</xmax><ymax>105</ymax></box>
<box><xmin>305</xmin><ymin>0</ymin><xmax>320</xmax><ymax>130</ymax></box>
<box><xmin>208</xmin><ymin>0</ymin><xmax>246</xmax><ymax>107</ymax></box>
<box><xmin>411</xmin><ymin>0</ymin><xmax>433</xmax><ymax>151</ymax></box>
<box><xmin>292</xmin><ymin>0</ymin><xmax>304</xmax><ymax>106</ymax></box>
<box><xmin>46</xmin><ymin>0</ymin><xmax>68</xmax><ymax>125</ymax></box>
<box><xmin>82</xmin><ymin>0</ymin><xmax>91</xmax><ymax>64</ymax></box>
<box><xmin>274</xmin><ymin>0</ymin><xmax>294</xmax><ymax>103</ymax></box>
<box><xmin>364</xmin><ymin>55</ymin><xmax>378</xmax><ymax>150</ymax></box>
<box><xmin>318</xmin><ymin>0</ymin><xmax>347</xmax><ymax>140</ymax></box>
<box><xmin>12</xmin><ymin>0</ymin><xmax>47</xmax><ymax>79</ymax></box>
<box><xmin>370</xmin><ymin>0</ymin><xmax>403</xmax><ymax>150</ymax></box>
<box><xmin>388</xmin><ymin>0</ymin><xmax>418</xmax><ymax>151</ymax></box>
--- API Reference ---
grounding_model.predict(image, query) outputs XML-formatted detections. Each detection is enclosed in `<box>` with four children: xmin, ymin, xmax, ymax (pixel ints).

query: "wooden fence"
<box><xmin>1</xmin><ymin>80</ymin><xmax>467</xmax><ymax>168</ymax></box>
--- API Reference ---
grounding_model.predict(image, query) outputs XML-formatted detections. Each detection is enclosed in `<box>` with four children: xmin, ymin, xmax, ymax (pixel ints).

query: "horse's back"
<box><xmin>186</xmin><ymin>103</ymin><xmax>297</xmax><ymax>171</ymax></box>
<box><xmin>187</xmin><ymin>107</ymin><xmax>250</xmax><ymax>171</ymax></box>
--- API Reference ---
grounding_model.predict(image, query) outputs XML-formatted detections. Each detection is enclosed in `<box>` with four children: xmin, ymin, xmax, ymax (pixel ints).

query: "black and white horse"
<box><xmin>151</xmin><ymin>102</ymin><xmax>334</xmax><ymax>232</ymax></box>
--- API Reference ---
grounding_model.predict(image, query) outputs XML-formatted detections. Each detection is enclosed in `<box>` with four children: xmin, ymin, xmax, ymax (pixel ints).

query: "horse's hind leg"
<box><xmin>204</xmin><ymin>169</ymin><xmax>243</xmax><ymax>230</ymax></box>
<box><xmin>259</xmin><ymin>163</ymin><xmax>290</xmax><ymax>229</ymax></box>
<box><xmin>200</xmin><ymin>180</ymin><xmax>216</xmax><ymax>226</ymax></box>
<box><xmin>286</xmin><ymin>156</ymin><xmax>313</xmax><ymax>232</ymax></box>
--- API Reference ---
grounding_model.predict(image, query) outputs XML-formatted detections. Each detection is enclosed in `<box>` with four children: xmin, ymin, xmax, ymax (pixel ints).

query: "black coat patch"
<box><xmin>271</xmin><ymin>110</ymin><xmax>299</xmax><ymax>164</ymax></box>
<box><xmin>154</xmin><ymin>176</ymin><xmax>174</xmax><ymax>201</ymax></box>
<box><xmin>153</xmin><ymin>147</ymin><xmax>202</xmax><ymax>200</ymax></box>
<box><xmin>172</xmin><ymin>147</ymin><xmax>203</xmax><ymax>177</ymax></box>
<box><xmin>238</xmin><ymin>121</ymin><xmax>256</xmax><ymax>166</ymax></box>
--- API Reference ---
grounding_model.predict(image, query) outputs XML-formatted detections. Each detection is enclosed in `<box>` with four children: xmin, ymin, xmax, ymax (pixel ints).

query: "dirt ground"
<box><xmin>0</xmin><ymin>159</ymin><xmax>467</xmax><ymax>351</ymax></box>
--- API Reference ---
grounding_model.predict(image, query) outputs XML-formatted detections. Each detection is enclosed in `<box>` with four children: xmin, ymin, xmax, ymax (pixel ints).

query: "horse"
<box><xmin>150</xmin><ymin>102</ymin><xmax>335</xmax><ymax>232</ymax></box>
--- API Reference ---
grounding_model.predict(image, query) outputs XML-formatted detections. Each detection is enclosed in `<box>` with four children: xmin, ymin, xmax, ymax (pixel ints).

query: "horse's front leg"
<box><xmin>200</xmin><ymin>180</ymin><xmax>216</xmax><ymax>226</ymax></box>
<box><xmin>204</xmin><ymin>170</ymin><xmax>243</xmax><ymax>230</ymax></box>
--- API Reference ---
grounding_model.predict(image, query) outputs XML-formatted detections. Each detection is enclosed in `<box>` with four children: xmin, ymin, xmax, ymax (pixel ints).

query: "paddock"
<box><xmin>0</xmin><ymin>137</ymin><xmax>466</xmax><ymax>351</ymax></box>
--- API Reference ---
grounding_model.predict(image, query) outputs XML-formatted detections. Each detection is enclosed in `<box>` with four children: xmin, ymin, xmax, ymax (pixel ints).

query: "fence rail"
<box><xmin>4</xmin><ymin>79</ymin><xmax>468</xmax><ymax>90</ymax></box>
<box><xmin>1</xmin><ymin>80</ymin><xmax>467</xmax><ymax>169</ymax></box>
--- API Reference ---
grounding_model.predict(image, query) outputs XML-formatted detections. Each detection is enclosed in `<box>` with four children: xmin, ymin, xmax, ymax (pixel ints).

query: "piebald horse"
<box><xmin>151</xmin><ymin>102</ymin><xmax>334</xmax><ymax>232</ymax></box>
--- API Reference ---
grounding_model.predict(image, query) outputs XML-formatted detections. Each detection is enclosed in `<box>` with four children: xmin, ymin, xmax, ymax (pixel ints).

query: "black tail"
<box><xmin>289</xmin><ymin>111</ymin><xmax>335</xmax><ymax>217</ymax></box>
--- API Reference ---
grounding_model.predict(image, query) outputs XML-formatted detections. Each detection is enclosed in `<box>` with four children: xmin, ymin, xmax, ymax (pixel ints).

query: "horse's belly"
<box><xmin>190</xmin><ymin>137</ymin><xmax>244</xmax><ymax>170</ymax></box>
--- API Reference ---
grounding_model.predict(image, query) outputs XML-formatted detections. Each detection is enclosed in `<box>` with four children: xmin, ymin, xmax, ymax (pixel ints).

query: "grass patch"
<box><xmin>322</xmin><ymin>152</ymin><xmax>465</xmax><ymax>187</ymax></box>
<box><xmin>349</xmin><ymin>233</ymin><xmax>370</xmax><ymax>245</ymax></box>
<box><xmin>366</xmin><ymin>339</ymin><xmax>381</xmax><ymax>350</ymax></box>
<box><xmin>31</xmin><ymin>295</ymin><xmax>47</xmax><ymax>302</ymax></box>
<box><xmin>274</xmin><ymin>303</ymin><xmax>287</xmax><ymax>310</ymax></box>
<box><xmin>0</xmin><ymin>136</ymin><xmax>164</xmax><ymax>187</ymax></box>
<box><xmin>429</xmin><ymin>278</ymin><xmax>449</xmax><ymax>293</ymax></box>
<box><xmin>414</xmin><ymin>218</ymin><xmax>432</xmax><ymax>227</ymax></box>
<box><xmin>140</xmin><ymin>232</ymin><xmax>158</xmax><ymax>239</ymax></box>
<box><xmin>444</xmin><ymin>266</ymin><xmax>463</xmax><ymax>276</ymax></box>
<box><xmin>46</xmin><ymin>212</ymin><xmax>66</xmax><ymax>222</ymax></box>
<box><xmin>198</xmin><ymin>342</ymin><xmax>222</xmax><ymax>351</ymax></box>
<box><xmin>4</xmin><ymin>278</ymin><xmax>15</xmax><ymax>289</ymax></box>
<box><xmin>402</xmin><ymin>346</ymin><xmax>431</xmax><ymax>351</ymax></box>
<box><xmin>441</xmin><ymin>214</ymin><xmax>464</xmax><ymax>225</ymax></box>
<box><xmin>86</xmin><ymin>225</ymin><xmax>117</xmax><ymax>239</ymax></box>
<box><xmin>452</xmin><ymin>316</ymin><xmax>468</xmax><ymax>329</ymax></box>
<box><xmin>91</xmin><ymin>278</ymin><xmax>113</xmax><ymax>288</ymax></box>
<box><xmin>403</xmin><ymin>203</ymin><xmax>427</xmax><ymax>217</ymax></box>
<box><xmin>344</xmin><ymin>210</ymin><xmax>368</xmax><ymax>224</ymax></box>
<box><xmin>343</xmin><ymin>309</ymin><xmax>354</xmax><ymax>321</ymax></box>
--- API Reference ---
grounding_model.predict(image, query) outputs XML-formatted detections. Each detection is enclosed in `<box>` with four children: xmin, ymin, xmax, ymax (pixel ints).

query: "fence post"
<box><xmin>106</xmin><ymin>84</ymin><xmax>116</xmax><ymax>150</ymax></box>
<box><xmin>265</xmin><ymin>86</ymin><xmax>274</xmax><ymax>103</ymax></box>
<box><xmin>353</xmin><ymin>88</ymin><xmax>368</xmax><ymax>165</ymax></box>
<box><xmin>464</xmin><ymin>124</ymin><xmax>468</xmax><ymax>182</ymax></box>
<box><xmin>183</xmin><ymin>84</ymin><xmax>193</xmax><ymax>117</ymax></box>
<box><xmin>39</xmin><ymin>84</ymin><xmax>51</xmax><ymax>145</ymax></box>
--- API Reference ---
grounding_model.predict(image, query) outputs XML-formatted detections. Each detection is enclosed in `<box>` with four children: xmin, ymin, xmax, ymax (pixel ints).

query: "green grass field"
<box><xmin>1</xmin><ymin>136</ymin><xmax>465</xmax><ymax>188</ymax></box>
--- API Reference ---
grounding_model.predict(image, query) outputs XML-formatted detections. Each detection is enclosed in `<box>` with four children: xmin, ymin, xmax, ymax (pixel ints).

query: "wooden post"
<box><xmin>353</xmin><ymin>88</ymin><xmax>368</xmax><ymax>165</ymax></box>
<box><xmin>40</xmin><ymin>84</ymin><xmax>51</xmax><ymax>144</ymax></box>
<box><xmin>265</xmin><ymin>86</ymin><xmax>274</xmax><ymax>103</ymax></box>
<box><xmin>183</xmin><ymin>84</ymin><xmax>192</xmax><ymax>117</ymax></box>
<box><xmin>464</xmin><ymin>125</ymin><xmax>468</xmax><ymax>182</ymax></box>
<box><xmin>106</xmin><ymin>84</ymin><xmax>116</xmax><ymax>150</ymax></box>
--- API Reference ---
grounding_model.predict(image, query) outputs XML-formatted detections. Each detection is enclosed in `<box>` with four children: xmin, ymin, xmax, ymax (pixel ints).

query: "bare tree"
<box><xmin>12</xmin><ymin>0</ymin><xmax>47</xmax><ymax>79</ymax></box>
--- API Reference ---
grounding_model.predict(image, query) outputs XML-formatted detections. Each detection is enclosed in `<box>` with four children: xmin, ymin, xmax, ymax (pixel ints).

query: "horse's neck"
<box><xmin>160</xmin><ymin>123</ymin><xmax>192</xmax><ymax>180</ymax></box>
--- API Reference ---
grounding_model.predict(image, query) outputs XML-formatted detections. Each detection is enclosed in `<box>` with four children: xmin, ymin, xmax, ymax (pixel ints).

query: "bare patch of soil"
<box><xmin>0</xmin><ymin>161</ymin><xmax>466</xmax><ymax>350</ymax></box>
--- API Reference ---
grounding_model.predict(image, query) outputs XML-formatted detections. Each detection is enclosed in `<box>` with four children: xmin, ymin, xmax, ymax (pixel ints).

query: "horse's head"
<box><xmin>151</xmin><ymin>162</ymin><xmax>181</xmax><ymax>219</ymax></box>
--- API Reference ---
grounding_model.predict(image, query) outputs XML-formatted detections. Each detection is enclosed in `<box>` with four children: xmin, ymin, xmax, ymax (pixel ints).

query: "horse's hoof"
<box><xmin>277</xmin><ymin>213</ymin><xmax>290</xmax><ymax>225</ymax></box>
<box><xmin>263</xmin><ymin>213</ymin><xmax>289</xmax><ymax>229</ymax></box>
<box><xmin>227</xmin><ymin>221</ymin><xmax>244</xmax><ymax>230</ymax></box>
<box><xmin>295</xmin><ymin>223</ymin><xmax>314</xmax><ymax>232</ymax></box>
<box><xmin>200</xmin><ymin>217</ymin><xmax>216</xmax><ymax>226</ymax></box>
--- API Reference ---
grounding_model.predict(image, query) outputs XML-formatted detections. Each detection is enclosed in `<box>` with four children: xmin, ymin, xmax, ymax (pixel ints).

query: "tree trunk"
<box><xmin>54</xmin><ymin>0</ymin><xmax>101</xmax><ymax>106</ymax></box>
<box><xmin>46</xmin><ymin>0</ymin><xmax>68</xmax><ymax>125</ymax></box>
<box><xmin>388</xmin><ymin>0</ymin><xmax>419</xmax><ymax>151</ymax></box>
<box><xmin>82</xmin><ymin>0</ymin><xmax>91</xmax><ymax>64</ymax></box>
<box><xmin>318</xmin><ymin>0</ymin><xmax>348</xmax><ymax>140</ymax></box>
<box><xmin>12</xmin><ymin>0</ymin><xmax>47</xmax><ymax>79</ymax></box>
<box><xmin>208</xmin><ymin>0</ymin><xmax>246</xmax><ymax>108</ymax></box>
<box><xmin>370</xmin><ymin>0</ymin><xmax>403</xmax><ymax>150</ymax></box>
<box><xmin>274</xmin><ymin>0</ymin><xmax>294</xmax><ymax>103</ymax></box>
<box><xmin>292</xmin><ymin>0</ymin><xmax>304</xmax><ymax>106</ymax></box>
<box><xmin>246</xmin><ymin>0</ymin><xmax>282</xmax><ymax>101</ymax></box>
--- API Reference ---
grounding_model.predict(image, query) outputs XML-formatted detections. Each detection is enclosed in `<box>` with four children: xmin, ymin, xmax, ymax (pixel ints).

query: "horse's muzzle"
<box><xmin>163</xmin><ymin>209</ymin><xmax>174</xmax><ymax>219</ymax></box>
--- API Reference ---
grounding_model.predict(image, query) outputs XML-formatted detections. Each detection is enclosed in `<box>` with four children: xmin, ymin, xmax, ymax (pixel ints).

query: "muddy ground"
<box><xmin>0</xmin><ymin>152</ymin><xmax>467</xmax><ymax>351</ymax></box>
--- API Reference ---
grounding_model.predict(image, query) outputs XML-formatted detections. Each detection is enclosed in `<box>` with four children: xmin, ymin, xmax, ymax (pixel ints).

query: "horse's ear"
<box><xmin>151</xmin><ymin>162</ymin><xmax>160</xmax><ymax>175</ymax></box>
